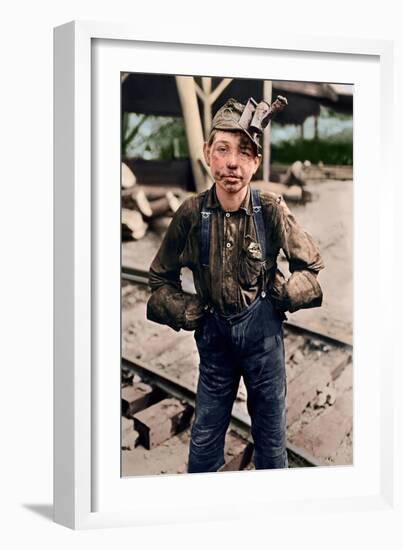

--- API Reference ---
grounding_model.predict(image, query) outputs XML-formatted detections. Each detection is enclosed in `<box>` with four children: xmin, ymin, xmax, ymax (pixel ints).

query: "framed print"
<box><xmin>54</xmin><ymin>21</ymin><xmax>395</xmax><ymax>529</ymax></box>
<box><xmin>120</xmin><ymin>72</ymin><xmax>354</xmax><ymax>478</ymax></box>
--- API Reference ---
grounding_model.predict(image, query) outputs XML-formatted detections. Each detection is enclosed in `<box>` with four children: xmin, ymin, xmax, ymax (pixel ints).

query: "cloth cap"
<box><xmin>210</xmin><ymin>98</ymin><xmax>261</xmax><ymax>152</ymax></box>
<box><xmin>210</xmin><ymin>96</ymin><xmax>287</xmax><ymax>154</ymax></box>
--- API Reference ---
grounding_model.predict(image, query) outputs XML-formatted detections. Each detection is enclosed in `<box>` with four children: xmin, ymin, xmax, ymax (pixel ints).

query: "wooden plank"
<box><xmin>121</xmin><ymin>382</ymin><xmax>153</xmax><ymax>417</ymax></box>
<box><xmin>286</xmin><ymin>349</ymin><xmax>350</xmax><ymax>427</ymax></box>
<box><xmin>291</xmin><ymin>389</ymin><xmax>353</xmax><ymax>459</ymax></box>
<box><xmin>133</xmin><ymin>398</ymin><xmax>194</xmax><ymax>449</ymax></box>
<box><xmin>286</xmin><ymin>359</ymin><xmax>330</xmax><ymax>427</ymax></box>
<box><xmin>122</xmin><ymin>208</ymin><xmax>148</xmax><ymax>240</ymax></box>
<box><xmin>121</xmin><ymin>416</ymin><xmax>140</xmax><ymax>450</ymax></box>
<box><xmin>219</xmin><ymin>431</ymin><xmax>253</xmax><ymax>472</ymax></box>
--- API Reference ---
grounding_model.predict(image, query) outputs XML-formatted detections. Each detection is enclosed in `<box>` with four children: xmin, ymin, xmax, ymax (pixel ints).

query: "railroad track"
<box><xmin>121</xmin><ymin>355</ymin><xmax>320</xmax><ymax>474</ymax></box>
<box><xmin>121</xmin><ymin>265</ymin><xmax>352</xmax><ymax>350</ymax></box>
<box><xmin>121</xmin><ymin>267</ymin><xmax>353</xmax><ymax>476</ymax></box>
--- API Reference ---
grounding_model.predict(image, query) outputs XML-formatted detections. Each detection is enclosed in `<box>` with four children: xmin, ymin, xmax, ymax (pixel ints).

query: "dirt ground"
<box><xmin>278</xmin><ymin>179</ymin><xmax>353</xmax><ymax>344</ymax></box>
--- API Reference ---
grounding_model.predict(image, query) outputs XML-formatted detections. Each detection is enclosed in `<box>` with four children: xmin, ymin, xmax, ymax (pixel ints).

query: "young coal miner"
<box><xmin>147</xmin><ymin>97</ymin><xmax>324</xmax><ymax>473</ymax></box>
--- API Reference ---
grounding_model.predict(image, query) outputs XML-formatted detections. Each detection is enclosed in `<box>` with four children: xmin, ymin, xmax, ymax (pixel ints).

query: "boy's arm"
<box><xmin>146</xmin><ymin>197</ymin><xmax>204</xmax><ymax>331</ymax></box>
<box><xmin>271</xmin><ymin>196</ymin><xmax>325</xmax><ymax>313</ymax></box>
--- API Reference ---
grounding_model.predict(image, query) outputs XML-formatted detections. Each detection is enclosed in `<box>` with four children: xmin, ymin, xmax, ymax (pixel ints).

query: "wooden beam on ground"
<box><xmin>133</xmin><ymin>398</ymin><xmax>194</xmax><ymax>449</ymax></box>
<box><xmin>121</xmin><ymin>416</ymin><xmax>140</xmax><ymax>450</ymax></box>
<box><xmin>121</xmin><ymin>209</ymin><xmax>148</xmax><ymax>240</ymax></box>
<box><xmin>121</xmin><ymin>161</ymin><xmax>136</xmax><ymax>188</ymax></box>
<box><xmin>219</xmin><ymin>430</ymin><xmax>254</xmax><ymax>471</ymax></box>
<box><xmin>291</xmin><ymin>390</ymin><xmax>353</xmax><ymax>459</ymax></box>
<box><xmin>122</xmin><ymin>187</ymin><xmax>153</xmax><ymax>218</ymax></box>
<box><xmin>148</xmin><ymin>192</ymin><xmax>181</xmax><ymax>217</ymax></box>
<box><xmin>251</xmin><ymin>180</ymin><xmax>304</xmax><ymax>202</ymax></box>
<box><xmin>286</xmin><ymin>349</ymin><xmax>350</xmax><ymax>427</ymax></box>
<box><xmin>121</xmin><ymin>382</ymin><xmax>154</xmax><ymax>417</ymax></box>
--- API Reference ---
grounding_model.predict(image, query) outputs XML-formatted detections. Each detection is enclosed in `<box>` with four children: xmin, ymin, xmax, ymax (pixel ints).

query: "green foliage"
<box><xmin>153</xmin><ymin>118</ymin><xmax>188</xmax><ymax>160</ymax></box>
<box><xmin>271</xmin><ymin>138</ymin><xmax>353</xmax><ymax>165</ymax></box>
<box><xmin>121</xmin><ymin>113</ymin><xmax>148</xmax><ymax>156</ymax></box>
<box><xmin>122</xmin><ymin>109</ymin><xmax>352</xmax><ymax>165</ymax></box>
<box><xmin>320</xmin><ymin>105</ymin><xmax>352</xmax><ymax>121</ymax></box>
<box><xmin>122</xmin><ymin>114</ymin><xmax>188</xmax><ymax>160</ymax></box>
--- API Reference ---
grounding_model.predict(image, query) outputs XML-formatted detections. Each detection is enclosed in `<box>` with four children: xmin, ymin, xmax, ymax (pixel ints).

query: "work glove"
<box><xmin>182</xmin><ymin>294</ymin><xmax>205</xmax><ymax>331</ymax></box>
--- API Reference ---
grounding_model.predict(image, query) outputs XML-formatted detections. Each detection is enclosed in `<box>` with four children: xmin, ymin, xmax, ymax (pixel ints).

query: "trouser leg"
<box><xmin>241</xmin><ymin>331</ymin><xmax>288</xmax><ymax>470</ymax></box>
<box><xmin>188</xmin><ymin>320</ymin><xmax>240</xmax><ymax>473</ymax></box>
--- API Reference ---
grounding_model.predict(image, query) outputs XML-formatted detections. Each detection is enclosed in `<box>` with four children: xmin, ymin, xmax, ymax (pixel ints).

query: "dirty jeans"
<box><xmin>188</xmin><ymin>294</ymin><xmax>288</xmax><ymax>473</ymax></box>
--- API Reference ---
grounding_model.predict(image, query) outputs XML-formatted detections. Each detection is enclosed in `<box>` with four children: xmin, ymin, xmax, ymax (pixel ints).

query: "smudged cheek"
<box><xmin>209</xmin><ymin>158</ymin><xmax>226</xmax><ymax>177</ymax></box>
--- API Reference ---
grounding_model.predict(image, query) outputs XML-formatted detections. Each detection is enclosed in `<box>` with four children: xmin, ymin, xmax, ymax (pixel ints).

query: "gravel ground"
<box><xmin>281</xmin><ymin>179</ymin><xmax>353</xmax><ymax>344</ymax></box>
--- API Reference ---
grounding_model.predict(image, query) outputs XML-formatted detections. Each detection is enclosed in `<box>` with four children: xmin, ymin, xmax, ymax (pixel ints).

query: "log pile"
<box><xmin>251</xmin><ymin>179</ymin><xmax>311</xmax><ymax>203</ymax></box>
<box><xmin>121</xmin><ymin>162</ymin><xmax>192</xmax><ymax>240</ymax></box>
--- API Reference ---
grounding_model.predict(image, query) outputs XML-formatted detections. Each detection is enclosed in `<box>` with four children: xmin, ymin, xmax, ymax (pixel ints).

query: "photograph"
<box><xmin>120</xmin><ymin>72</ymin><xmax>354</xmax><ymax>477</ymax></box>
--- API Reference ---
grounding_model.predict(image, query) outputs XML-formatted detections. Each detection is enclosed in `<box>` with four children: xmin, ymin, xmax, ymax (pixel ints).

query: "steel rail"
<box><xmin>122</xmin><ymin>356</ymin><xmax>322</xmax><ymax>468</ymax></box>
<box><xmin>121</xmin><ymin>265</ymin><xmax>352</xmax><ymax>350</ymax></box>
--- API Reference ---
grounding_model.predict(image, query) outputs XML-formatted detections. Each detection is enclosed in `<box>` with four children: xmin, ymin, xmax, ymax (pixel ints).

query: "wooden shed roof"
<box><xmin>122</xmin><ymin>74</ymin><xmax>352</xmax><ymax>124</ymax></box>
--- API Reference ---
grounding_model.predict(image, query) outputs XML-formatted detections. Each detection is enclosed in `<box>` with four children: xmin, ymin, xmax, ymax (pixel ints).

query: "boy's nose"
<box><xmin>227</xmin><ymin>152</ymin><xmax>239</xmax><ymax>167</ymax></box>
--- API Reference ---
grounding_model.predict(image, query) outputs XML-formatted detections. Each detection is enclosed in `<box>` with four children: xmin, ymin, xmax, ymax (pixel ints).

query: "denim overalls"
<box><xmin>188</xmin><ymin>189</ymin><xmax>288</xmax><ymax>473</ymax></box>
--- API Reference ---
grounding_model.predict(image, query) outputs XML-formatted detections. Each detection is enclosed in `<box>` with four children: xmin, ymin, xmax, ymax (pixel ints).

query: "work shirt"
<box><xmin>147</xmin><ymin>184</ymin><xmax>324</xmax><ymax>331</ymax></box>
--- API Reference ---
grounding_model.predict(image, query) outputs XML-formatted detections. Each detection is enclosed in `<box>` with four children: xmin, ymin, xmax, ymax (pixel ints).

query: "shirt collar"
<box><xmin>206</xmin><ymin>184</ymin><xmax>253</xmax><ymax>216</ymax></box>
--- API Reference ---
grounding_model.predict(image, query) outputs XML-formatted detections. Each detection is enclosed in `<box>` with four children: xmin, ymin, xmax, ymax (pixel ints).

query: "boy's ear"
<box><xmin>203</xmin><ymin>142</ymin><xmax>211</xmax><ymax>167</ymax></box>
<box><xmin>253</xmin><ymin>154</ymin><xmax>262</xmax><ymax>174</ymax></box>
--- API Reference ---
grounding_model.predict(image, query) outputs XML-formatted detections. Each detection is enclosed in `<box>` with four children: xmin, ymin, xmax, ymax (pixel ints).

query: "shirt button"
<box><xmin>225</xmin><ymin>212</ymin><xmax>230</xmax><ymax>218</ymax></box>
<box><xmin>226</xmin><ymin>242</ymin><xmax>231</xmax><ymax>248</ymax></box>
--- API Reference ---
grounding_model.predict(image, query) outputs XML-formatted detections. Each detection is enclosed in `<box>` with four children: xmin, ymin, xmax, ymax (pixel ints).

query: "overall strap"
<box><xmin>251</xmin><ymin>188</ymin><xmax>267</xmax><ymax>262</ymax></box>
<box><xmin>200</xmin><ymin>191</ymin><xmax>212</xmax><ymax>267</ymax></box>
<box><xmin>200</xmin><ymin>188</ymin><xmax>267</xmax><ymax>268</ymax></box>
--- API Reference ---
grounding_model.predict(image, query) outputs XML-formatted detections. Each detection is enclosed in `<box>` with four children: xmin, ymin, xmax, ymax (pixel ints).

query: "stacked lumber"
<box><xmin>251</xmin><ymin>180</ymin><xmax>310</xmax><ymax>203</ymax></box>
<box><xmin>121</xmin><ymin>162</ymin><xmax>191</xmax><ymax>240</ymax></box>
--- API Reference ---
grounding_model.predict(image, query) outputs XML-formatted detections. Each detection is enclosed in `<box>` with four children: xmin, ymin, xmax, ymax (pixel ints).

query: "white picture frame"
<box><xmin>54</xmin><ymin>20</ymin><xmax>396</xmax><ymax>529</ymax></box>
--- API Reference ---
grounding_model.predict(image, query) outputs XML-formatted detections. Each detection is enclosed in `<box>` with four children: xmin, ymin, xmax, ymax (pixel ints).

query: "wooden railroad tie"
<box><xmin>286</xmin><ymin>349</ymin><xmax>351</xmax><ymax>427</ymax></box>
<box><xmin>133</xmin><ymin>397</ymin><xmax>194</xmax><ymax>450</ymax></box>
<box><xmin>219</xmin><ymin>430</ymin><xmax>254</xmax><ymax>472</ymax></box>
<box><xmin>121</xmin><ymin>381</ymin><xmax>154</xmax><ymax>417</ymax></box>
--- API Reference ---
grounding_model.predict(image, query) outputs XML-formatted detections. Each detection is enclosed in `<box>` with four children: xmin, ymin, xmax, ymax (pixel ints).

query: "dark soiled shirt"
<box><xmin>148</xmin><ymin>184</ymin><xmax>324</xmax><ymax>322</ymax></box>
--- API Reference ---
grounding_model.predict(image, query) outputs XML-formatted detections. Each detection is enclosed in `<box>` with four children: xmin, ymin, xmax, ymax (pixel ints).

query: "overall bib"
<box><xmin>188</xmin><ymin>189</ymin><xmax>288</xmax><ymax>473</ymax></box>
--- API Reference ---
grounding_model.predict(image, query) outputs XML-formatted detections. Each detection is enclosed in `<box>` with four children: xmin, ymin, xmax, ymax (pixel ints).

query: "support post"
<box><xmin>175</xmin><ymin>76</ymin><xmax>209</xmax><ymax>192</ymax></box>
<box><xmin>263</xmin><ymin>80</ymin><xmax>273</xmax><ymax>182</ymax></box>
<box><xmin>201</xmin><ymin>77</ymin><xmax>212</xmax><ymax>138</ymax></box>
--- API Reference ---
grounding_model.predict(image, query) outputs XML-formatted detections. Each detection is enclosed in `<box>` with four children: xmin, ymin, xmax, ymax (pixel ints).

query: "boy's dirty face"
<box><xmin>203</xmin><ymin>130</ymin><xmax>261</xmax><ymax>195</ymax></box>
